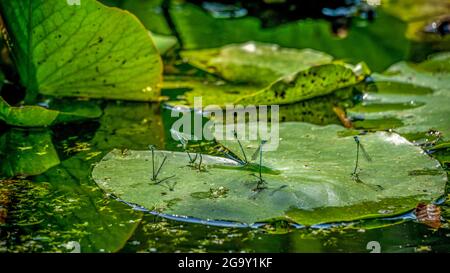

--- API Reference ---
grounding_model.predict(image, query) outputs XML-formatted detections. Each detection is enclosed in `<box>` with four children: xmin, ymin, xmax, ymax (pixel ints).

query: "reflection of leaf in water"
<box><xmin>0</xmin><ymin>0</ymin><xmax>162</xmax><ymax>102</ymax></box>
<box><xmin>0</xmin><ymin>97</ymin><xmax>102</xmax><ymax>127</ymax></box>
<box><xmin>91</xmin><ymin>101</ymin><xmax>165</xmax><ymax>151</ymax></box>
<box><xmin>33</xmin><ymin>154</ymin><xmax>143</xmax><ymax>252</ymax></box>
<box><xmin>0</xmin><ymin>129</ymin><xmax>60</xmax><ymax>177</ymax></box>
<box><xmin>92</xmin><ymin>123</ymin><xmax>446</xmax><ymax>226</ymax></box>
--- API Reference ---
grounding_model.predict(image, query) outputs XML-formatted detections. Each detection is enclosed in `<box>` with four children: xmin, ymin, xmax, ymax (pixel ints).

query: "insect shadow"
<box><xmin>351</xmin><ymin>136</ymin><xmax>383</xmax><ymax>191</ymax></box>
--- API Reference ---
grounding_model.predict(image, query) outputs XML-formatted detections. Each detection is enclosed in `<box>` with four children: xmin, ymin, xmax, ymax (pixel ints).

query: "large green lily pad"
<box><xmin>92</xmin><ymin>123</ymin><xmax>446</xmax><ymax>226</ymax></box>
<box><xmin>0</xmin><ymin>0</ymin><xmax>162</xmax><ymax>102</ymax></box>
<box><xmin>181</xmin><ymin>42</ymin><xmax>333</xmax><ymax>85</ymax></box>
<box><xmin>349</xmin><ymin>53</ymin><xmax>450</xmax><ymax>139</ymax></box>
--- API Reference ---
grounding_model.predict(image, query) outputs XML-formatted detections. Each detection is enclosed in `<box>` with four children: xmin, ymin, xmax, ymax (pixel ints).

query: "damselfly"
<box><xmin>171</xmin><ymin>129</ymin><xmax>198</xmax><ymax>164</ymax></box>
<box><xmin>250</xmin><ymin>140</ymin><xmax>268</xmax><ymax>191</ymax></box>
<box><xmin>352</xmin><ymin>136</ymin><xmax>372</xmax><ymax>177</ymax></box>
<box><xmin>149</xmin><ymin>145</ymin><xmax>175</xmax><ymax>184</ymax></box>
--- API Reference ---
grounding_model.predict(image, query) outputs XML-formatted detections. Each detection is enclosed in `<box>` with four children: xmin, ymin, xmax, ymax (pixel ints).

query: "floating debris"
<box><xmin>415</xmin><ymin>203</ymin><xmax>441</xmax><ymax>229</ymax></box>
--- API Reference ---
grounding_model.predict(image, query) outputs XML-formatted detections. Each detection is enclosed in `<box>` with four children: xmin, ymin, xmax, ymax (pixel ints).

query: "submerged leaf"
<box><xmin>0</xmin><ymin>0</ymin><xmax>163</xmax><ymax>101</ymax></box>
<box><xmin>92</xmin><ymin>123</ymin><xmax>446</xmax><ymax>226</ymax></box>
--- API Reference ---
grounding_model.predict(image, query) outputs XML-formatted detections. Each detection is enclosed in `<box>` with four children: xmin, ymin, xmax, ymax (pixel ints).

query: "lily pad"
<box><xmin>163</xmin><ymin>62</ymin><xmax>367</xmax><ymax>107</ymax></box>
<box><xmin>0</xmin><ymin>97</ymin><xmax>102</xmax><ymax>127</ymax></box>
<box><xmin>181</xmin><ymin>42</ymin><xmax>333</xmax><ymax>85</ymax></box>
<box><xmin>234</xmin><ymin>63</ymin><xmax>368</xmax><ymax>105</ymax></box>
<box><xmin>0</xmin><ymin>129</ymin><xmax>60</xmax><ymax>177</ymax></box>
<box><xmin>163</xmin><ymin>77</ymin><xmax>357</xmax><ymax>129</ymax></box>
<box><xmin>169</xmin><ymin>2</ymin><xmax>410</xmax><ymax>71</ymax></box>
<box><xmin>0</xmin><ymin>0</ymin><xmax>163</xmax><ymax>102</ymax></box>
<box><xmin>92</xmin><ymin>123</ymin><xmax>446</xmax><ymax>226</ymax></box>
<box><xmin>348</xmin><ymin>54</ymin><xmax>450</xmax><ymax>139</ymax></box>
<box><xmin>162</xmin><ymin>76</ymin><xmax>260</xmax><ymax>107</ymax></box>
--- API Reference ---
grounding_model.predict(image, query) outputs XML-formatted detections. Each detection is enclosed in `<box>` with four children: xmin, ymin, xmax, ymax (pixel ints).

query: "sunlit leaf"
<box><xmin>234</xmin><ymin>63</ymin><xmax>368</xmax><ymax>105</ymax></box>
<box><xmin>0</xmin><ymin>0</ymin><xmax>163</xmax><ymax>102</ymax></box>
<box><xmin>92</xmin><ymin>123</ymin><xmax>447</xmax><ymax>226</ymax></box>
<box><xmin>181</xmin><ymin>42</ymin><xmax>333</xmax><ymax>85</ymax></box>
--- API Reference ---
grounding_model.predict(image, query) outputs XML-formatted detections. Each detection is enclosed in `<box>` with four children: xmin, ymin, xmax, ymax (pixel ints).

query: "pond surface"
<box><xmin>0</xmin><ymin>0</ymin><xmax>449</xmax><ymax>253</ymax></box>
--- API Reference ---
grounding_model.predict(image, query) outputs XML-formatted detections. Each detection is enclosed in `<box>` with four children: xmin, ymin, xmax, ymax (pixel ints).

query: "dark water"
<box><xmin>1</xmin><ymin>0</ymin><xmax>449</xmax><ymax>253</ymax></box>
